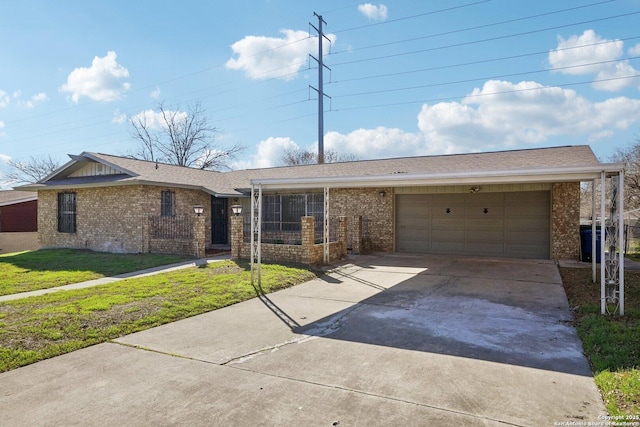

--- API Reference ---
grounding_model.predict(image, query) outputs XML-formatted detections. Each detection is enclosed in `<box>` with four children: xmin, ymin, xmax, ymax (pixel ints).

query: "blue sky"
<box><xmin>1</xmin><ymin>0</ymin><xmax>640</xmax><ymax>187</ymax></box>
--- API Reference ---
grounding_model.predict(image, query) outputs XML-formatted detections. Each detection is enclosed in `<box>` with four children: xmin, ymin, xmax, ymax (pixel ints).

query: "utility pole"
<box><xmin>309</xmin><ymin>12</ymin><xmax>331</xmax><ymax>164</ymax></box>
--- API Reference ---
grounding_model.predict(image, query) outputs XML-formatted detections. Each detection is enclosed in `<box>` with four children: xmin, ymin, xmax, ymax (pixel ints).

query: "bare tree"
<box><xmin>610</xmin><ymin>139</ymin><xmax>640</xmax><ymax>210</ymax></box>
<box><xmin>282</xmin><ymin>147</ymin><xmax>359</xmax><ymax>166</ymax></box>
<box><xmin>128</xmin><ymin>102</ymin><xmax>243</xmax><ymax>170</ymax></box>
<box><xmin>4</xmin><ymin>155</ymin><xmax>61</xmax><ymax>185</ymax></box>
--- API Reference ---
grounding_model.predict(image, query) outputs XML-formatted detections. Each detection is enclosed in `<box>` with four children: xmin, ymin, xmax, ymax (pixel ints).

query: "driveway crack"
<box><xmin>221</xmin><ymin>304</ymin><xmax>362</xmax><ymax>366</ymax></box>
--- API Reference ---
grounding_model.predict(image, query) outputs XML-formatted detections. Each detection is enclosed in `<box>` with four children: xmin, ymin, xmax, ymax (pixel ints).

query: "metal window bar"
<box><xmin>150</xmin><ymin>215</ymin><xmax>193</xmax><ymax>239</ymax></box>
<box><xmin>244</xmin><ymin>193</ymin><xmax>326</xmax><ymax>245</ymax></box>
<box><xmin>57</xmin><ymin>192</ymin><xmax>76</xmax><ymax>233</ymax></box>
<box><xmin>161</xmin><ymin>191</ymin><xmax>175</xmax><ymax>217</ymax></box>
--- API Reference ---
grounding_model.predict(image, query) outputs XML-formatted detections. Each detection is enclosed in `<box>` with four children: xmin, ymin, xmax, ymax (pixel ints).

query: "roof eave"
<box><xmin>250</xmin><ymin>163</ymin><xmax>625</xmax><ymax>190</ymax></box>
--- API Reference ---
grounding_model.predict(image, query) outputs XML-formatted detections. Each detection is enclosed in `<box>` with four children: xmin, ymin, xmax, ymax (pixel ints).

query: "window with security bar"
<box><xmin>262</xmin><ymin>193</ymin><xmax>324</xmax><ymax>232</ymax></box>
<box><xmin>161</xmin><ymin>191</ymin><xmax>175</xmax><ymax>217</ymax></box>
<box><xmin>57</xmin><ymin>192</ymin><xmax>76</xmax><ymax>233</ymax></box>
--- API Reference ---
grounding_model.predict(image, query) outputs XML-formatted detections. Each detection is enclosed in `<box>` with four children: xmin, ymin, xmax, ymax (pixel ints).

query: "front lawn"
<box><xmin>0</xmin><ymin>249</ymin><xmax>191</xmax><ymax>296</ymax></box>
<box><xmin>560</xmin><ymin>267</ymin><xmax>640</xmax><ymax>415</ymax></box>
<box><xmin>0</xmin><ymin>260</ymin><xmax>316</xmax><ymax>372</ymax></box>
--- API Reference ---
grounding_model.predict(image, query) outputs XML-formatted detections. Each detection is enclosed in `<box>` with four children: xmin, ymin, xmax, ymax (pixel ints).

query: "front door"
<box><xmin>211</xmin><ymin>197</ymin><xmax>228</xmax><ymax>244</ymax></box>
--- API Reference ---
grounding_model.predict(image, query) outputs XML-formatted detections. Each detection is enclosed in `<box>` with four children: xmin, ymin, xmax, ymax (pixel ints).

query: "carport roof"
<box><xmin>16</xmin><ymin>145</ymin><xmax>622</xmax><ymax>195</ymax></box>
<box><xmin>247</xmin><ymin>145</ymin><xmax>624</xmax><ymax>189</ymax></box>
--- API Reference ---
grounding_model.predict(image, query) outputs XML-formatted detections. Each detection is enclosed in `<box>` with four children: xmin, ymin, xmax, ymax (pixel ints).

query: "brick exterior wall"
<box><xmin>38</xmin><ymin>181</ymin><xmax>580</xmax><ymax>261</ymax></box>
<box><xmin>330</xmin><ymin>188</ymin><xmax>393</xmax><ymax>252</ymax></box>
<box><xmin>233</xmin><ymin>216</ymin><xmax>347</xmax><ymax>265</ymax></box>
<box><xmin>552</xmin><ymin>182</ymin><xmax>580</xmax><ymax>260</ymax></box>
<box><xmin>38</xmin><ymin>185</ymin><xmax>211</xmax><ymax>256</ymax></box>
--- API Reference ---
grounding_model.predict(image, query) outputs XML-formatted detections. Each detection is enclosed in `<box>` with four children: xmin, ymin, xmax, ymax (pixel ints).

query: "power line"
<box><xmin>331</xmin><ymin>12</ymin><xmax>640</xmax><ymax>68</ymax></box>
<box><xmin>333</xmin><ymin>56</ymin><xmax>640</xmax><ymax>99</ymax></box>
<box><xmin>332</xmin><ymin>0</ymin><xmax>492</xmax><ymax>34</ymax></box>
<box><xmin>330</xmin><ymin>0</ymin><xmax>616</xmax><ymax>55</ymax></box>
<box><xmin>327</xmin><ymin>36</ymin><xmax>640</xmax><ymax>85</ymax></box>
<box><xmin>332</xmin><ymin>74</ymin><xmax>640</xmax><ymax>112</ymax></box>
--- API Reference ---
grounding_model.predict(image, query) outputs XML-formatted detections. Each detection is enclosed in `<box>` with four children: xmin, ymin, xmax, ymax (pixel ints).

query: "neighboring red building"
<box><xmin>0</xmin><ymin>190</ymin><xmax>38</xmax><ymax>232</ymax></box>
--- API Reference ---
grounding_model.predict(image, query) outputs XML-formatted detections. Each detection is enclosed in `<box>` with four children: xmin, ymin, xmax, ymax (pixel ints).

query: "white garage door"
<box><xmin>396</xmin><ymin>191</ymin><xmax>550</xmax><ymax>259</ymax></box>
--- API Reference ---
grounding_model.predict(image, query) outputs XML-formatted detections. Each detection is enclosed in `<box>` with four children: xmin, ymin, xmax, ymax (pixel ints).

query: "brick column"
<box><xmin>193</xmin><ymin>215</ymin><xmax>206</xmax><ymax>258</ymax></box>
<box><xmin>301</xmin><ymin>216</ymin><xmax>314</xmax><ymax>264</ymax></box>
<box><xmin>339</xmin><ymin>216</ymin><xmax>348</xmax><ymax>258</ymax></box>
<box><xmin>231</xmin><ymin>216</ymin><xmax>243</xmax><ymax>260</ymax></box>
<box><xmin>352</xmin><ymin>215</ymin><xmax>362</xmax><ymax>254</ymax></box>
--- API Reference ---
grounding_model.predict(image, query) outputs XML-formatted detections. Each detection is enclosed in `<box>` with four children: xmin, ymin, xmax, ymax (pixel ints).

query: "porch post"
<box><xmin>193</xmin><ymin>214</ymin><xmax>206</xmax><ymax>258</ymax></box>
<box><xmin>600</xmin><ymin>172</ymin><xmax>606</xmax><ymax>315</ymax></box>
<box><xmin>592</xmin><ymin>179</ymin><xmax>596</xmax><ymax>282</ymax></box>
<box><xmin>324</xmin><ymin>186</ymin><xmax>329</xmax><ymax>264</ymax></box>
<box><xmin>230</xmin><ymin>215</ymin><xmax>243</xmax><ymax>260</ymax></box>
<box><xmin>619</xmin><ymin>170</ymin><xmax>625</xmax><ymax>315</ymax></box>
<box><xmin>251</xmin><ymin>184</ymin><xmax>262</xmax><ymax>286</ymax></box>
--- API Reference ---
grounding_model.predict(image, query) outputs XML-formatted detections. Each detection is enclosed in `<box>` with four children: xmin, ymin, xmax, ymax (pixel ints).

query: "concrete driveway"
<box><xmin>0</xmin><ymin>254</ymin><xmax>605</xmax><ymax>426</ymax></box>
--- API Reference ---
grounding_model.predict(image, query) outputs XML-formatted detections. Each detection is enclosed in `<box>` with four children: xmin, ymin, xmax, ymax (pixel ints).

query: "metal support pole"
<box><xmin>600</xmin><ymin>172</ymin><xmax>606</xmax><ymax>315</ymax></box>
<box><xmin>619</xmin><ymin>171</ymin><xmax>625</xmax><ymax>315</ymax></box>
<box><xmin>592</xmin><ymin>179</ymin><xmax>596</xmax><ymax>282</ymax></box>
<box><xmin>250</xmin><ymin>184</ymin><xmax>262</xmax><ymax>287</ymax></box>
<box><xmin>324</xmin><ymin>186</ymin><xmax>329</xmax><ymax>264</ymax></box>
<box><xmin>316</xmin><ymin>13</ymin><xmax>325</xmax><ymax>164</ymax></box>
<box><xmin>309</xmin><ymin>12</ymin><xmax>331</xmax><ymax>164</ymax></box>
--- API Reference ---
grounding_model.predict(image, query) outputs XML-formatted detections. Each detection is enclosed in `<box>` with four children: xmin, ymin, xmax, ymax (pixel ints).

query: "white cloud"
<box><xmin>17</xmin><ymin>92</ymin><xmax>48</xmax><ymax>109</ymax></box>
<box><xmin>548</xmin><ymin>30</ymin><xmax>638</xmax><ymax>91</ymax></box>
<box><xmin>419</xmin><ymin>80</ymin><xmax>640</xmax><ymax>149</ymax></box>
<box><xmin>112</xmin><ymin>109</ymin><xmax>127</xmax><ymax>124</ymax></box>
<box><xmin>226</xmin><ymin>29</ymin><xmax>336</xmax><ymax>81</ymax></box>
<box><xmin>325</xmin><ymin>127</ymin><xmax>430</xmax><ymax>158</ymax></box>
<box><xmin>248</xmin><ymin>80</ymin><xmax>640</xmax><ymax>168</ymax></box>
<box><xmin>150</xmin><ymin>87</ymin><xmax>161</xmax><ymax>99</ymax></box>
<box><xmin>629</xmin><ymin>43</ymin><xmax>640</xmax><ymax>57</ymax></box>
<box><xmin>358</xmin><ymin>3</ymin><xmax>388</xmax><ymax>21</ymax></box>
<box><xmin>0</xmin><ymin>90</ymin><xmax>9</xmax><ymax>108</ymax></box>
<box><xmin>60</xmin><ymin>51</ymin><xmax>131</xmax><ymax>103</ymax></box>
<box><xmin>232</xmin><ymin>136</ymin><xmax>299</xmax><ymax>169</ymax></box>
<box><xmin>129</xmin><ymin>108</ymin><xmax>188</xmax><ymax>129</ymax></box>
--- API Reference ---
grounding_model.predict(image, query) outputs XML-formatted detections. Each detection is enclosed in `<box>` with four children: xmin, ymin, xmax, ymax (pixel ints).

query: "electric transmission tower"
<box><xmin>309</xmin><ymin>12</ymin><xmax>332</xmax><ymax>164</ymax></box>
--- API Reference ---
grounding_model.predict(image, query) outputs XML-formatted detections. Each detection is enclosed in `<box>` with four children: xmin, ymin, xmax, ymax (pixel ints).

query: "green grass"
<box><xmin>0</xmin><ymin>260</ymin><xmax>316</xmax><ymax>372</ymax></box>
<box><xmin>559</xmin><ymin>267</ymin><xmax>640</xmax><ymax>415</ymax></box>
<box><xmin>0</xmin><ymin>249</ymin><xmax>191</xmax><ymax>296</ymax></box>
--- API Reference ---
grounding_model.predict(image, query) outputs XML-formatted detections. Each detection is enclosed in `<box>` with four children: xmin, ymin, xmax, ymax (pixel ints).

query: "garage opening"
<box><xmin>396</xmin><ymin>191</ymin><xmax>550</xmax><ymax>259</ymax></box>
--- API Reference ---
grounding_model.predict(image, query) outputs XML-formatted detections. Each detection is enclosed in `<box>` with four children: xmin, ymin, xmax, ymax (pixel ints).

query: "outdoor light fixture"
<box><xmin>379</xmin><ymin>191</ymin><xmax>386</xmax><ymax>198</ymax></box>
<box><xmin>231</xmin><ymin>204</ymin><xmax>243</xmax><ymax>216</ymax></box>
<box><xmin>193</xmin><ymin>205</ymin><xmax>204</xmax><ymax>216</ymax></box>
<box><xmin>469</xmin><ymin>186</ymin><xmax>480</xmax><ymax>193</ymax></box>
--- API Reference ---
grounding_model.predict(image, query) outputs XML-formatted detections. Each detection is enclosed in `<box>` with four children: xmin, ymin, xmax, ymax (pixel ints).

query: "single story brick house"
<box><xmin>17</xmin><ymin>145</ymin><xmax>624</xmax><ymax>263</ymax></box>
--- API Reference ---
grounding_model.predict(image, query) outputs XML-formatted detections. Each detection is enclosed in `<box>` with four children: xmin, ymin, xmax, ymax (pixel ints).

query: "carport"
<box><xmin>249</xmin><ymin>157</ymin><xmax>626</xmax><ymax>315</ymax></box>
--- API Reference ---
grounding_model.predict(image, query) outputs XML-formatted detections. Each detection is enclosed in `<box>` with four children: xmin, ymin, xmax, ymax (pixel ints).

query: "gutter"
<box><xmin>250</xmin><ymin>163</ymin><xmax>625</xmax><ymax>190</ymax></box>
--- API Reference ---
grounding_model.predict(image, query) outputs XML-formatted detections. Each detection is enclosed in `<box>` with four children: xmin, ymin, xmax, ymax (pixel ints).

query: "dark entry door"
<box><xmin>211</xmin><ymin>197</ymin><xmax>228</xmax><ymax>244</ymax></box>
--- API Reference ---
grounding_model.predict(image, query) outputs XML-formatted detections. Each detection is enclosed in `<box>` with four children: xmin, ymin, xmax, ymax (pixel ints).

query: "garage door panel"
<box><xmin>396</xmin><ymin>191</ymin><xmax>550</xmax><ymax>259</ymax></box>
<box><xmin>506</xmin><ymin>218</ymin><xmax>549</xmax><ymax>232</ymax></box>
<box><xmin>431</xmin><ymin>241</ymin><xmax>465</xmax><ymax>253</ymax></box>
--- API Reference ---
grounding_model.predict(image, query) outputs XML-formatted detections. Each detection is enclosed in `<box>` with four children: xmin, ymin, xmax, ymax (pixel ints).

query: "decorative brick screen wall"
<box><xmin>232</xmin><ymin>216</ymin><xmax>347</xmax><ymax>265</ymax></box>
<box><xmin>552</xmin><ymin>182</ymin><xmax>580</xmax><ymax>259</ymax></box>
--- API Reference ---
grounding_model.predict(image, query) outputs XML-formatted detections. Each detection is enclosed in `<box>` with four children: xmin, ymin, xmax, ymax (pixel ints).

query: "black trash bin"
<box><xmin>580</xmin><ymin>228</ymin><xmax>601</xmax><ymax>263</ymax></box>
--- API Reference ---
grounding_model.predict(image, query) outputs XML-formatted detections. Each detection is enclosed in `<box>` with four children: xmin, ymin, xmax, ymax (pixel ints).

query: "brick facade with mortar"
<box><xmin>329</xmin><ymin>187</ymin><xmax>394</xmax><ymax>252</ymax></box>
<box><xmin>38</xmin><ymin>185</ymin><xmax>212</xmax><ymax>255</ymax></box>
<box><xmin>551</xmin><ymin>182</ymin><xmax>580</xmax><ymax>260</ymax></box>
<box><xmin>38</xmin><ymin>181</ymin><xmax>581</xmax><ymax>261</ymax></box>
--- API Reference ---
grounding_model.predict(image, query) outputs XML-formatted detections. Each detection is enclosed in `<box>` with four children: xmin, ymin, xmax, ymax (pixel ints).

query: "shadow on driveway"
<box><xmin>289</xmin><ymin>254</ymin><xmax>592</xmax><ymax>377</ymax></box>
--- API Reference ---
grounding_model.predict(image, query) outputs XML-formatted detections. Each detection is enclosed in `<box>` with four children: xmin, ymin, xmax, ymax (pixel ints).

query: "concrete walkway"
<box><xmin>0</xmin><ymin>254</ymin><xmax>606</xmax><ymax>426</ymax></box>
<box><xmin>0</xmin><ymin>254</ymin><xmax>231</xmax><ymax>302</ymax></box>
